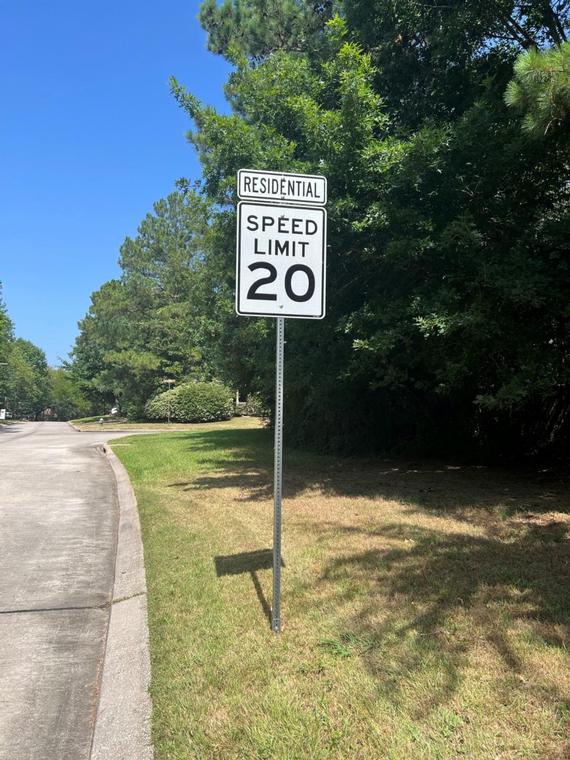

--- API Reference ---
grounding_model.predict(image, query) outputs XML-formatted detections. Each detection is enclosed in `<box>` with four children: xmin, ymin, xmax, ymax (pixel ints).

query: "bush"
<box><xmin>235</xmin><ymin>393</ymin><xmax>268</xmax><ymax>417</ymax></box>
<box><xmin>145</xmin><ymin>381</ymin><xmax>234</xmax><ymax>423</ymax></box>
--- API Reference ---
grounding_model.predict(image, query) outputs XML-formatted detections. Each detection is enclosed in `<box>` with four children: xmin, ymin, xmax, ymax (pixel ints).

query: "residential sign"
<box><xmin>238</xmin><ymin>169</ymin><xmax>327</xmax><ymax>207</ymax></box>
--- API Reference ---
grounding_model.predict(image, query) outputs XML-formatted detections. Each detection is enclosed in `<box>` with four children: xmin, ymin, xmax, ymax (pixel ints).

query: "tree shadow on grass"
<box><xmin>311</xmin><ymin>519</ymin><xmax>570</xmax><ymax>716</ymax></box>
<box><xmin>167</xmin><ymin>429</ymin><xmax>273</xmax><ymax>498</ymax></box>
<box><xmin>167</xmin><ymin>429</ymin><xmax>570</xmax><ymax>517</ymax></box>
<box><xmin>171</xmin><ymin>471</ymin><xmax>273</xmax><ymax>500</ymax></box>
<box><xmin>167</xmin><ymin>429</ymin><xmax>570</xmax><ymax>725</ymax></box>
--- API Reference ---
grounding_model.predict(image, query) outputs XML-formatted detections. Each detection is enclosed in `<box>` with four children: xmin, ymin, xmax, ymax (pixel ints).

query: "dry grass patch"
<box><xmin>73</xmin><ymin>416</ymin><xmax>263</xmax><ymax>432</ymax></box>
<box><xmin>113</xmin><ymin>424</ymin><xmax>570</xmax><ymax>759</ymax></box>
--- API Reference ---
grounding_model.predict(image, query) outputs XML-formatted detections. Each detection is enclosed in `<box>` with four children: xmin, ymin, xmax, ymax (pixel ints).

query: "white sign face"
<box><xmin>236</xmin><ymin>202</ymin><xmax>327</xmax><ymax>319</ymax></box>
<box><xmin>238</xmin><ymin>169</ymin><xmax>327</xmax><ymax>207</ymax></box>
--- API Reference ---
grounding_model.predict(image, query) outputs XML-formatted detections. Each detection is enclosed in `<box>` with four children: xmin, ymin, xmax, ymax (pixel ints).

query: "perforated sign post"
<box><xmin>236</xmin><ymin>169</ymin><xmax>327</xmax><ymax>633</ymax></box>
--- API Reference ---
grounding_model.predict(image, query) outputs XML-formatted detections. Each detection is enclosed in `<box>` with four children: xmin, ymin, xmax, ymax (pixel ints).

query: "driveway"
<box><xmin>0</xmin><ymin>422</ymin><xmax>140</xmax><ymax>760</ymax></box>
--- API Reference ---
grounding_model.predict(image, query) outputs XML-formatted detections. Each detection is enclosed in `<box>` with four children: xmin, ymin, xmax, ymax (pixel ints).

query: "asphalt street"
<box><xmin>0</xmin><ymin>422</ymin><xmax>136</xmax><ymax>760</ymax></box>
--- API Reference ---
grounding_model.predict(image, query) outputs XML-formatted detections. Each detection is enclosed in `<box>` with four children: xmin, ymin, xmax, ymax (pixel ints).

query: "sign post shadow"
<box><xmin>214</xmin><ymin>549</ymin><xmax>285</xmax><ymax>628</ymax></box>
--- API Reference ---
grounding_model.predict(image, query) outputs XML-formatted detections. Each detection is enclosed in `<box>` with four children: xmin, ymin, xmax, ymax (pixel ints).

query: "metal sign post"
<box><xmin>236</xmin><ymin>169</ymin><xmax>327</xmax><ymax>633</ymax></box>
<box><xmin>272</xmin><ymin>317</ymin><xmax>285</xmax><ymax>632</ymax></box>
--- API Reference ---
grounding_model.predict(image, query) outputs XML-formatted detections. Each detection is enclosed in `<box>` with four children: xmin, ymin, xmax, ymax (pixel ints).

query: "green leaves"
<box><xmin>73</xmin><ymin>1</ymin><xmax>569</xmax><ymax>455</ymax></box>
<box><xmin>199</xmin><ymin>0</ymin><xmax>335</xmax><ymax>62</ymax></box>
<box><xmin>144</xmin><ymin>381</ymin><xmax>234</xmax><ymax>422</ymax></box>
<box><xmin>184</xmin><ymin>0</ymin><xmax>569</xmax><ymax>454</ymax></box>
<box><xmin>72</xmin><ymin>190</ymin><xmax>223</xmax><ymax>417</ymax></box>
<box><xmin>505</xmin><ymin>42</ymin><xmax>570</xmax><ymax>135</ymax></box>
<box><xmin>5</xmin><ymin>339</ymin><xmax>51</xmax><ymax>418</ymax></box>
<box><xmin>0</xmin><ymin>286</ymin><xmax>51</xmax><ymax>418</ymax></box>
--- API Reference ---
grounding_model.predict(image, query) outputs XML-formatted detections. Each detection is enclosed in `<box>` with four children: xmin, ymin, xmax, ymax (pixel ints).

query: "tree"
<box><xmin>6</xmin><ymin>339</ymin><xmax>51</xmax><ymax>419</ymax></box>
<box><xmin>167</xmin><ymin>1</ymin><xmax>570</xmax><ymax>455</ymax></box>
<box><xmin>0</xmin><ymin>286</ymin><xmax>55</xmax><ymax>420</ymax></box>
<box><xmin>343</xmin><ymin>0</ymin><xmax>569</xmax><ymax>127</ymax></box>
<box><xmin>72</xmin><ymin>189</ymin><xmax>221</xmax><ymax>417</ymax></box>
<box><xmin>0</xmin><ymin>284</ymin><xmax>14</xmax><ymax>408</ymax></box>
<box><xmin>505</xmin><ymin>42</ymin><xmax>570</xmax><ymax>135</ymax></box>
<box><xmin>48</xmin><ymin>367</ymin><xmax>90</xmax><ymax>420</ymax></box>
<box><xmin>199</xmin><ymin>0</ymin><xmax>336</xmax><ymax>61</ymax></box>
<box><xmin>74</xmin><ymin>2</ymin><xmax>569</xmax><ymax>455</ymax></box>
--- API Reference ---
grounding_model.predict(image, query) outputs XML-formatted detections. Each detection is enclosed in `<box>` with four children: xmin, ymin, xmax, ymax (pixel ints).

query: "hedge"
<box><xmin>145</xmin><ymin>381</ymin><xmax>234</xmax><ymax>423</ymax></box>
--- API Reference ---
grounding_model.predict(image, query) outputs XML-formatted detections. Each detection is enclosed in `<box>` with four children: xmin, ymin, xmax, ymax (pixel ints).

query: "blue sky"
<box><xmin>0</xmin><ymin>1</ymin><xmax>230</xmax><ymax>365</ymax></box>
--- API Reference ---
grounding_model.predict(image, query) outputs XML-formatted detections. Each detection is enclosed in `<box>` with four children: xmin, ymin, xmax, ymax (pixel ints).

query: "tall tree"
<box><xmin>48</xmin><ymin>367</ymin><xmax>90</xmax><ymax>420</ymax></box>
<box><xmin>200</xmin><ymin>0</ymin><xmax>336</xmax><ymax>60</ymax></box>
<box><xmin>0</xmin><ymin>284</ymin><xmax>14</xmax><ymax>408</ymax></box>
<box><xmin>169</xmin><ymin>1</ymin><xmax>570</xmax><ymax>455</ymax></box>
<box><xmin>343</xmin><ymin>0</ymin><xmax>569</xmax><ymax>127</ymax></box>
<box><xmin>72</xmin><ymin>190</ymin><xmax>220</xmax><ymax>417</ymax></box>
<box><xmin>6</xmin><ymin>339</ymin><xmax>51</xmax><ymax>419</ymax></box>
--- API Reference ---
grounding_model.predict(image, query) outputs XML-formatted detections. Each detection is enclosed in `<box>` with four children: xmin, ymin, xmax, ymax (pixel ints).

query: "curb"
<box><xmin>90</xmin><ymin>446</ymin><xmax>154</xmax><ymax>760</ymax></box>
<box><xmin>67</xmin><ymin>422</ymin><xmax>173</xmax><ymax>434</ymax></box>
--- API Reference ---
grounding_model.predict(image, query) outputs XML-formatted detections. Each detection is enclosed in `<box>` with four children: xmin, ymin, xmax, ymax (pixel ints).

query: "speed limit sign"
<box><xmin>235</xmin><ymin>169</ymin><xmax>327</xmax><ymax>634</ymax></box>
<box><xmin>236</xmin><ymin>201</ymin><xmax>327</xmax><ymax>319</ymax></box>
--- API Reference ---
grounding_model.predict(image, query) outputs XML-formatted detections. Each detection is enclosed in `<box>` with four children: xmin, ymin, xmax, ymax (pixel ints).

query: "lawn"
<box><xmin>112</xmin><ymin>421</ymin><xmax>570</xmax><ymax>760</ymax></box>
<box><xmin>72</xmin><ymin>416</ymin><xmax>262</xmax><ymax>432</ymax></box>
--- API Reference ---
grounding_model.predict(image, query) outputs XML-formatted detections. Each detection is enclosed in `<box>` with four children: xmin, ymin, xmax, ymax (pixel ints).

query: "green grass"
<box><xmin>112</xmin><ymin>422</ymin><xmax>570</xmax><ymax>759</ymax></box>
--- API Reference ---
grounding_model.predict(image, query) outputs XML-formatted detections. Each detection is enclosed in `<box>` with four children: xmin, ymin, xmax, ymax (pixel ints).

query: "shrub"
<box><xmin>235</xmin><ymin>393</ymin><xmax>268</xmax><ymax>417</ymax></box>
<box><xmin>145</xmin><ymin>381</ymin><xmax>234</xmax><ymax>423</ymax></box>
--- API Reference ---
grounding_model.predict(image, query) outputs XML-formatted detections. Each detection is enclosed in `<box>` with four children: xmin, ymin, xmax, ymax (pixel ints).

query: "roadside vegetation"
<box><xmin>4</xmin><ymin>3</ymin><xmax>568</xmax><ymax>755</ymax></box>
<box><xmin>72</xmin><ymin>416</ymin><xmax>262</xmax><ymax>432</ymax></box>
<box><xmin>114</xmin><ymin>423</ymin><xmax>570</xmax><ymax>759</ymax></box>
<box><xmin>145</xmin><ymin>381</ymin><xmax>234</xmax><ymax>423</ymax></box>
<box><xmin>71</xmin><ymin>1</ymin><xmax>570</xmax><ymax>460</ymax></box>
<box><xmin>0</xmin><ymin>284</ymin><xmax>90</xmax><ymax>421</ymax></box>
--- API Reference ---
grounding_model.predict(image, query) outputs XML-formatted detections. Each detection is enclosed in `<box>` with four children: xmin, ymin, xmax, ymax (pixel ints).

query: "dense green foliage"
<box><xmin>0</xmin><ymin>284</ymin><xmax>89</xmax><ymax>420</ymax></box>
<box><xmin>178</xmin><ymin>0</ymin><xmax>569</xmax><ymax>456</ymax></box>
<box><xmin>145</xmin><ymin>381</ymin><xmax>234</xmax><ymax>422</ymax></box>
<box><xmin>0</xmin><ymin>285</ymin><xmax>14</xmax><ymax>406</ymax></box>
<box><xmin>0</xmin><ymin>285</ymin><xmax>51</xmax><ymax>419</ymax></box>
<box><xmin>505</xmin><ymin>41</ymin><xmax>570</xmax><ymax>134</ymax></box>
<box><xmin>74</xmin><ymin>1</ymin><xmax>569</xmax><ymax>457</ymax></box>
<box><xmin>48</xmin><ymin>367</ymin><xmax>91</xmax><ymax>420</ymax></box>
<box><xmin>71</xmin><ymin>191</ymin><xmax>220</xmax><ymax>418</ymax></box>
<box><xmin>6</xmin><ymin>338</ymin><xmax>51</xmax><ymax>419</ymax></box>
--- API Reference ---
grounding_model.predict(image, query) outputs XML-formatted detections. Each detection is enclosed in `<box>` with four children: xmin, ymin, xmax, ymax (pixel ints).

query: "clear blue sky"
<box><xmin>0</xmin><ymin>1</ymin><xmax>230</xmax><ymax>365</ymax></box>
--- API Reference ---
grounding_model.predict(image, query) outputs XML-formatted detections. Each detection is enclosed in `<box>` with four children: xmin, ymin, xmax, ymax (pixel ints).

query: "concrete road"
<box><xmin>0</xmin><ymin>422</ymin><xmax>138</xmax><ymax>760</ymax></box>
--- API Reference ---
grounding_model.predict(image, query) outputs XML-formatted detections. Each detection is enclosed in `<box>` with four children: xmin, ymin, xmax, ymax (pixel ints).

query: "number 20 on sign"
<box><xmin>236</xmin><ymin>201</ymin><xmax>327</xmax><ymax>319</ymax></box>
